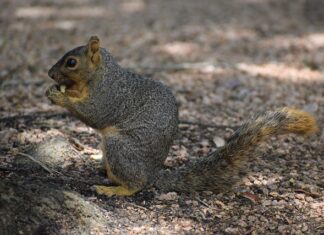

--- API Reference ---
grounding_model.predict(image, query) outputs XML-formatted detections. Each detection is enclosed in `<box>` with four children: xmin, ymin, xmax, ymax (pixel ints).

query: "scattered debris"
<box><xmin>0</xmin><ymin>0</ymin><xmax>323</xmax><ymax>234</ymax></box>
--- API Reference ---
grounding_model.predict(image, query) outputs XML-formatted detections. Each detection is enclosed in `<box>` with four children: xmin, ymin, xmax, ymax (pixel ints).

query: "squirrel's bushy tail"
<box><xmin>155</xmin><ymin>108</ymin><xmax>318</xmax><ymax>193</ymax></box>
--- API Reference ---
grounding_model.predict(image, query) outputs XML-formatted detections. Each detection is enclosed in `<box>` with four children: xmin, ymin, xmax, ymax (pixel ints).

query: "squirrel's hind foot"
<box><xmin>95</xmin><ymin>185</ymin><xmax>139</xmax><ymax>197</ymax></box>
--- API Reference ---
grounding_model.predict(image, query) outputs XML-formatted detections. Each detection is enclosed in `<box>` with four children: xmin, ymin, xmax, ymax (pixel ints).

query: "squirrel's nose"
<box><xmin>48</xmin><ymin>63</ymin><xmax>60</xmax><ymax>80</ymax></box>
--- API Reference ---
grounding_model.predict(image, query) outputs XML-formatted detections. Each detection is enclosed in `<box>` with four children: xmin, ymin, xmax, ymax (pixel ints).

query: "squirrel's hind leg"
<box><xmin>95</xmin><ymin>185</ymin><xmax>139</xmax><ymax>197</ymax></box>
<box><xmin>94</xmin><ymin>149</ymin><xmax>141</xmax><ymax>197</ymax></box>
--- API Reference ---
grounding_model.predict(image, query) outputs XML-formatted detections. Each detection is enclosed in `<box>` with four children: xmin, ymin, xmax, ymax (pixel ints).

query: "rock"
<box><xmin>13</xmin><ymin>136</ymin><xmax>80</xmax><ymax>171</ymax></box>
<box><xmin>268</xmin><ymin>184</ymin><xmax>278</xmax><ymax>190</ymax></box>
<box><xmin>224</xmin><ymin>227</ymin><xmax>239</xmax><ymax>234</ymax></box>
<box><xmin>211</xmin><ymin>94</ymin><xmax>223</xmax><ymax>104</ymax></box>
<box><xmin>303</xmin><ymin>103</ymin><xmax>318</xmax><ymax>113</ymax></box>
<box><xmin>262</xmin><ymin>200</ymin><xmax>272</xmax><ymax>206</ymax></box>
<box><xmin>0</xmin><ymin>128</ymin><xmax>18</xmax><ymax>145</ymax></box>
<box><xmin>0</xmin><ymin>69</ymin><xmax>8</xmax><ymax>78</ymax></box>
<box><xmin>272</xmin><ymin>200</ymin><xmax>279</xmax><ymax>206</ymax></box>
<box><xmin>278</xmin><ymin>225</ymin><xmax>287</xmax><ymax>233</ymax></box>
<box><xmin>262</xmin><ymin>188</ymin><xmax>269</xmax><ymax>195</ymax></box>
<box><xmin>213</xmin><ymin>136</ymin><xmax>225</xmax><ymax>147</ymax></box>
<box><xmin>248</xmin><ymin>215</ymin><xmax>256</xmax><ymax>222</ymax></box>
<box><xmin>302</xmin><ymin>224</ymin><xmax>308</xmax><ymax>232</ymax></box>
<box><xmin>0</xmin><ymin>179</ymin><xmax>109</xmax><ymax>235</ymax></box>
<box><xmin>295</xmin><ymin>194</ymin><xmax>305</xmax><ymax>200</ymax></box>
<box><xmin>157</xmin><ymin>192</ymin><xmax>179</xmax><ymax>201</ymax></box>
<box><xmin>237</xmin><ymin>220</ymin><xmax>248</xmax><ymax>227</ymax></box>
<box><xmin>236</xmin><ymin>88</ymin><xmax>249</xmax><ymax>99</ymax></box>
<box><xmin>225</xmin><ymin>80</ymin><xmax>241</xmax><ymax>90</ymax></box>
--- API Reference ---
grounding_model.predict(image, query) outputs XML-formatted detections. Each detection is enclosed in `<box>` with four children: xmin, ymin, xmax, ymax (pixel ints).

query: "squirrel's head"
<box><xmin>48</xmin><ymin>36</ymin><xmax>102</xmax><ymax>95</ymax></box>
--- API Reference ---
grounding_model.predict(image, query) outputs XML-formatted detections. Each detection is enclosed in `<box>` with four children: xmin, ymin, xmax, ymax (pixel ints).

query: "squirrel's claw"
<box><xmin>45</xmin><ymin>84</ymin><xmax>57</xmax><ymax>97</ymax></box>
<box><xmin>46</xmin><ymin>85</ymin><xmax>67</xmax><ymax>106</ymax></box>
<box><xmin>95</xmin><ymin>185</ymin><xmax>139</xmax><ymax>197</ymax></box>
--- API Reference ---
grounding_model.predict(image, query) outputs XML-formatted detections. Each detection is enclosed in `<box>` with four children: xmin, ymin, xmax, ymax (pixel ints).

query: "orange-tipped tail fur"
<box><xmin>282</xmin><ymin>108</ymin><xmax>318</xmax><ymax>136</ymax></box>
<box><xmin>155</xmin><ymin>108</ymin><xmax>318</xmax><ymax>193</ymax></box>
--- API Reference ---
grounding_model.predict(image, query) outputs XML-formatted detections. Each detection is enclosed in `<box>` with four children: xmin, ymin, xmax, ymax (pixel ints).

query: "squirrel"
<box><xmin>46</xmin><ymin>36</ymin><xmax>319</xmax><ymax>196</ymax></box>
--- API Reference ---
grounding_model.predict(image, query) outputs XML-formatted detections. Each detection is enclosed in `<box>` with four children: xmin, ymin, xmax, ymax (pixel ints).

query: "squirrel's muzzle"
<box><xmin>48</xmin><ymin>59</ymin><xmax>64</xmax><ymax>81</ymax></box>
<box><xmin>48</xmin><ymin>66</ymin><xmax>58</xmax><ymax>80</ymax></box>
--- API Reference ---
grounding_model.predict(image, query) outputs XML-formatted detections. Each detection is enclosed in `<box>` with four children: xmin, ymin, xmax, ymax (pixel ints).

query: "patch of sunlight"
<box><xmin>307</xmin><ymin>33</ymin><xmax>324</xmax><ymax>48</ymax></box>
<box><xmin>15</xmin><ymin>7</ymin><xmax>54</xmax><ymax>18</ymax></box>
<box><xmin>53</xmin><ymin>20</ymin><xmax>76</xmax><ymax>30</ymax></box>
<box><xmin>121</xmin><ymin>0</ymin><xmax>146</xmax><ymax>13</ymax></box>
<box><xmin>15</xmin><ymin>6</ymin><xmax>108</xmax><ymax>19</ymax></box>
<box><xmin>238</xmin><ymin>62</ymin><xmax>324</xmax><ymax>82</ymax></box>
<box><xmin>219</xmin><ymin>28</ymin><xmax>257</xmax><ymax>41</ymax></box>
<box><xmin>308</xmin><ymin>202</ymin><xmax>324</xmax><ymax>218</ymax></box>
<box><xmin>34</xmin><ymin>20</ymin><xmax>77</xmax><ymax>30</ymax></box>
<box><xmin>155</xmin><ymin>41</ymin><xmax>200</xmax><ymax>57</ymax></box>
<box><xmin>261</xmin><ymin>33</ymin><xmax>324</xmax><ymax>51</ymax></box>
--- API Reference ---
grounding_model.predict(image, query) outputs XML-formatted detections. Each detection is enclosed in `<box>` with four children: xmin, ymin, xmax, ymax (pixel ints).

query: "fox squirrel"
<box><xmin>46</xmin><ymin>36</ymin><xmax>319</xmax><ymax>196</ymax></box>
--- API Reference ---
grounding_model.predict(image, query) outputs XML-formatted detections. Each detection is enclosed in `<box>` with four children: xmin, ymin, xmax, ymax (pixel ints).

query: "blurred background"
<box><xmin>1</xmin><ymin>0</ymin><xmax>323</xmax><ymax>124</ymax></box>
<box><xmin>0</xmin><ymin>0</ymin><xmax>323</xmax><ymax>234</ymax></box>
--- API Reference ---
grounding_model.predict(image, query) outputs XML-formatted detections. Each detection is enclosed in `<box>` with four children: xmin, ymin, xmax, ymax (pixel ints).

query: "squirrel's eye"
<box><xmin>66</xmin><ymin>58</ymin><xmax>77</xmax><ymax>68</ymax></box>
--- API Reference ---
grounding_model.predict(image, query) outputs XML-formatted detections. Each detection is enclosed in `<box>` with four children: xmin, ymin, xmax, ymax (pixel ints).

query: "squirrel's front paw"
<box><xmin>46</xmin><ymin>85</ymin><xmax>66</xmax><ymax>106</ymax></box>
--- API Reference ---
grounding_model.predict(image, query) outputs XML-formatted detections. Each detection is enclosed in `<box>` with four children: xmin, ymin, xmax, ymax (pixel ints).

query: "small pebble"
<box><xmin>262</xmin><ymin>188</ymin><xmax>269</xmax><ymax>195</ymax></box>
<box><xmin>272</xmin><ymin>200</ymin><xmax>279</xmax><ymax>206</ymax></box>
<box><xmin>278</xmin><ymin>225</ymin><xmax>287</xmax><ymax>233</ymax></box>
<box><xmin>224</xmin><ymin>227</ymin><xmax>239</xmax><ymax>234</ymax></box>
<box><xmin>295</xmin><ymin>194</ymin><xmax>305</xmax><ymax>200</ymax></box>
<box><xmin>213</xmin><ymin>136</ymin><xmax>225</xmax><ymax>147</ymax></box>
<box><xmin>262</xmin><ymin>200</ymin><xmax>272</xmax><ymax>206</ymax></box>
<box><xmin>157</xmin><ymin>192</ymin><xmax>178</xmax><ymax>201</ymax></box>
<box><xmin>237</xmin><ymin>220</ymin><xmax>248</xmax><ymax>227</ymax></box>
<box><xmin>303</xmin><ymin>103</ymin><xmax>318</xmax><ymax>113</ymax></box>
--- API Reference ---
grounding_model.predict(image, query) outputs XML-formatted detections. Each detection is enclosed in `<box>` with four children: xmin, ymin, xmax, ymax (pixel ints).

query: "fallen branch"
<box><xmin>127</xmin><ymin>202</ymin><xmax>149</xmax><ymax>211</ymax></box>
<box><xmin>17</xmin><ymin>152</ymin><xmax>63</xmax><ymax>175</ymax></box>
<box><xmin>195</xmin><ymin>197</ymin><xmax>211</xmax><ymax>208</ymax></box>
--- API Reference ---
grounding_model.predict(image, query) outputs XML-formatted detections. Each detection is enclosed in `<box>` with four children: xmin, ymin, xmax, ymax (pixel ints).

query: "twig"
<box><xmin>195</xmin><ymin>197</ymin><xmax>211</xmax><ymax>208</ymax></box>
<box><xmin>315</xmin><ymin>225</ymin><xmax>324</xmax><ymax>231</ymax></box>
<box><xmin>244</xmin><ymin>228</ymin><xmax>255</xmax><ymax>235</ymax></box>
<box><xmin>294</xmin><ymin>189</ymin><xmax>321</xmax><ymax>198</ymax></box>
<box><xmin>69</xmin><ymin>137</ymin><xmax>86</xmax><ymax>151</ymax></box>
<box><xmin>179</xmin><ymin>120</ymin><xmax>239</xmax><ymax>130</ymax></box>
<box><xmin>17</xmin><ymin>152</ymin><xmax>62</xmax><ymax>175</ymax></box>
<box><xmin>127</xmin><ymin>202</ymin><xmax>149</xmax><ymax>211</ymax></box>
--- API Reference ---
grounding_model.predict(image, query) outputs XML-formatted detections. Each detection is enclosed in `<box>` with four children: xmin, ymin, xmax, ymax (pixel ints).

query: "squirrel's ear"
<box><xmin>87</xmin><ymin>36</ymin><xmax>101</xmax><ymax>65</ymax></box>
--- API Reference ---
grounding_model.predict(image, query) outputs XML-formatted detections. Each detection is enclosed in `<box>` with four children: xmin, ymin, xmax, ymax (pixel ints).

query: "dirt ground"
<box><xmin>0</xmin><ymin>0</ymin><xmax>323</xmax><ymax>234</ymax></box>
